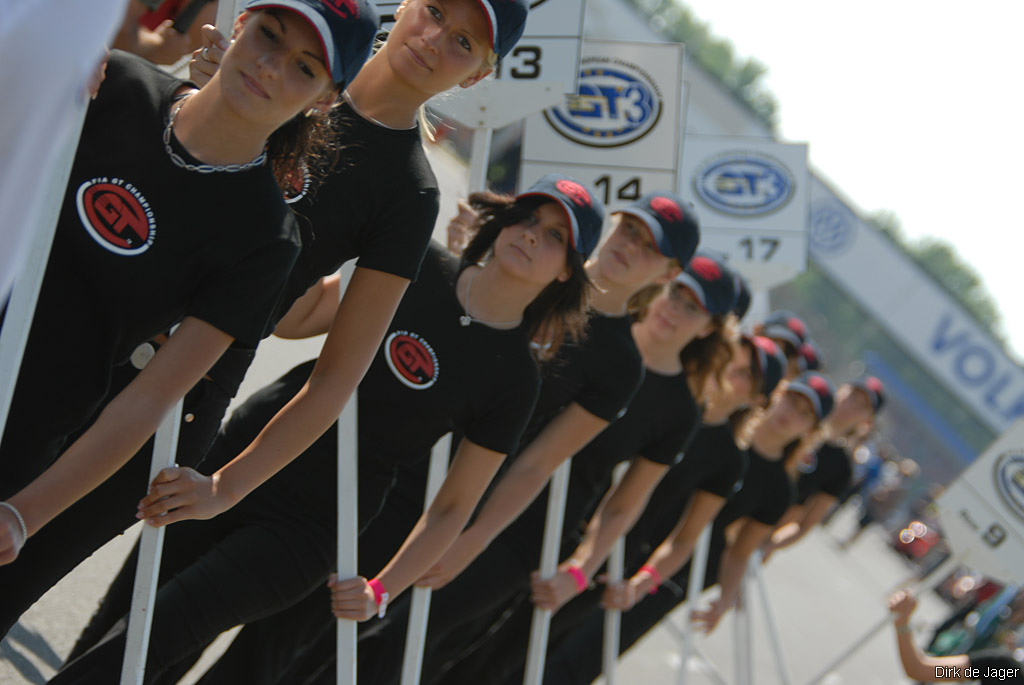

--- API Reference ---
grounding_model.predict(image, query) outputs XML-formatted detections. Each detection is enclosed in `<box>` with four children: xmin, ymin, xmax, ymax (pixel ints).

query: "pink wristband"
<box><xmin>566</xmin><ymin>565</ymin><xmax>588</xmax><ymax>594</ymax></box>
<box><xmin>367</xmin><ymin>578</ymin><xmax>387</xmax><ymax>606</ymax></box>
<box><xmin>639</xmin><ymin>565</ymin><xmax>662</xmax><ymax>594</ymax></box>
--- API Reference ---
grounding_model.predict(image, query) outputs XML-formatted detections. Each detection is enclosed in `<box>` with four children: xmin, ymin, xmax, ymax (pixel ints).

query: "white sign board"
<box><xmin>374</xmin><ymin>0</ymin><xmax>584</xmax><ymax>91</ymax></box>
<box><xmin>680</xmin><ymin>137</ymin><xmax>808</xmax><ymax>290</ymax></box>
<box><xmin>937</xmin><ymin>419</ymin><xmax>1024</xmax><ymax>583</ymax></box>
<box><xmin>520</xmin><ymin>39</ymin><xmax>685</xmax><ymax>210</ymax></box>
<box><xmin>808</xmin><ymin>179</ymin><xmax>1024</xmax><ymax>434</ymax></box>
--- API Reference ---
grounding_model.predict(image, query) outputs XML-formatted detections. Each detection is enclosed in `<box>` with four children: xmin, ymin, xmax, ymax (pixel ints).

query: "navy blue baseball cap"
<box><xmin>788</xmin><ymin>371</ymin><xmax>835</xmax><ymax>420</ymax></box>
<box><xmin>518</xmin><ymin>174</ymin><xmax>605</xmax><ymax>259</ymax></box>
<box><xmin>797</xmin><ymin>338</ymin><xmax>823</xmax><ymax>372</ymax></box>
<box><xmin>615</xmin><ymin>192</ymin><xmax>701</xmax><ymax>263</ymax></box>
<box><xmin>852</xmin><ymin>375</ymin><xmax>886</xmax><ymax>412</ymax></box>
<box><xmin>673</xmin><ymin>252</ymin><xmax>737</xmax><ymax>316</ymax></box>
<box><xmin>475</xmin><ymin>0</ymin><xmax>529</xmax><ymax>59</ymax></box>
<box><xmin>245</xmin><ymin>0</ymin><xmax>380</xmax><ymax>85</ymax></box>
<box><xmin>733</xmin><ymin>273</ymin><xmax>751</xmax><ymax>319</ymax></box>
<box><xmin>763</xmin><ymin>310</ymin><xmax>809</xmax><ymax>350</ymax></box>
<box><xmin>749</xmin><ymin>335</ymin><xmax>786</xmax><ymax>397</ymax></box>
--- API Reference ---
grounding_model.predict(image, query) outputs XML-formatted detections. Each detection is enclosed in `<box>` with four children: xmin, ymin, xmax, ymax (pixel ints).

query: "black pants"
<box><xmin>194</xmin><ymin>462</ymin><xmax>426</xmax><ymax>685</ymax></box>
<box><xmin>0</xmin><ymin>346</ymin><xmax>252</xmax><ymax>638</ymax></box>
<box><xmin>539</xmin><ymin>543</ymin><xmax>724</xmax><ymax>685</ymax></box>
<box><xmin>56</xmin><ymin>360</ymin><xmax>397</xmax><ymax>684</ymax></box>
<box><xmin>50</xmin><ymin>475</ymin><xmax>338</xmax><ymax>685</ymax></box>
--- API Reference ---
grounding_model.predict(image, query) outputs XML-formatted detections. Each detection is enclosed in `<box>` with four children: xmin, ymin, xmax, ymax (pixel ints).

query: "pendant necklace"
<box><xmin>460</xmin><ymin>269</ymin><xmax>522</xmax><ymax>329</ymax></box>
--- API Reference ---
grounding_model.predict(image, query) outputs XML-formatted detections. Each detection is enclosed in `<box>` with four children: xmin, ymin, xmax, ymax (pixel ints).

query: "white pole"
<box><xmin>733</xmin><ymin>576</ymin><xmax>753</xmax><ymax>685</ymax></box>
<box><xmin>522</xmin><ymin>458</ymin><xmax>572</xmax><ymax>685</ymax></box>
<box><xmin>600</xmin><ymin>463</ymin><xmax>630</xmax><ymax>685</ymax></box>
<box><xmin>120</xmin><ymin>385</ymin><xmax>184</xmax><ymax>685</ymax></box>
<box><xmin>748</xmin><ymin>551</ymin><xmax>792</xmax><ymax>685</ymax></box>
<box><xmin>663</xmin><ymin>618</ymin><xmax>728</xmax><ymax>685</ymax></box>
<box><xmin>467</xmin><ymin>127</ymin><xmax>493</xmax><ymax>193</ymax></box>
<box><xmin>601</xmin><ymin>535</ymin><xmax>625</xmax><ymax>685</ymax></box>
<box><xmin>674</xmin><ymin>523</ymin><xmax>712</xmax><ymax>685</ymax></box>
<box><xmin>335</xmin><ymin>261</ymin><xmax>359</xmax><ymax>685</ymax></box>
<box><xmin>400</xmin><ymin>433</ymin><xmax>453</xmax><ymax>685</ymax></box>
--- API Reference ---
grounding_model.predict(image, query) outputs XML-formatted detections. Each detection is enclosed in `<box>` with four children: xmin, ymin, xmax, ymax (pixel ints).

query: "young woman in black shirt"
<box><xmin>52</xmin><ymin>174</ymin><xmax>599</xmax><ymax>684</ymax></box>
<box><xmin>0</xmin><ymin>0</ymin><xmax>376</xmax><ymax>574</ymax></box>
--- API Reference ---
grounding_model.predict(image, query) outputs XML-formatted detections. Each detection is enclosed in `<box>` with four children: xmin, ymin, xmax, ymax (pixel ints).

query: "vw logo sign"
<box><xmin>693</xmin><ymin>153</ymin><xmax>794</xmax><ymax>216</ymax></box>
<box><xmin>994</xmin><ymin>450</ymin><xmax>1024</xmax><ymax>523</ymax></box>
<box><xmin>543</xmin><ymin>57</ymin><xmax>663</xmax><ymax>148</ymax></box>
<box><xmin>809</xmin><ymin>201</ymin><xmax>858</xmax><ymax>257</ymax></box>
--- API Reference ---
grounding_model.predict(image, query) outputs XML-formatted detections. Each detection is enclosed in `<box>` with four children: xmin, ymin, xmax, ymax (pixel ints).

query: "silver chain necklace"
<box><xmin>164</xmin><ymin>93</ymin><xmax>267</xmax><ymax>174</ymax></box>
<box><xmin>342</xmin><ymin>90</ymin><xmax>416</xmax><ymax>131</ymax></box>
<box><xmin>460</xmin><ymin>268</ymin><xmax>523</xmax><ymax>329</ymax></box>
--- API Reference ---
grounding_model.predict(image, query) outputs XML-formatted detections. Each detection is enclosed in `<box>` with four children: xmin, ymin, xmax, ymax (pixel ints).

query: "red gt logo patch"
<box><xmin>650</xmin><ymin>196</ymin><xmax>683</xmax><ymax>223</ymax></box>
<box><xmin>555</xmin><ymin>179</ymin><xmax>592</xmax><ymax>207</ymax></box>
<box><xmin>76</xmin><ymin>178</ymin><xmax>155</xmax><ymax>256</ymax></box>
<box><xmin>385</xmin><ymin>330</ymin><xmax>438</xmax><ymax>390</ymax></box>
<box><xmin>325</xmin><ymin>0</ymin><xmax>359</xmax><ymax>18</ymax></box>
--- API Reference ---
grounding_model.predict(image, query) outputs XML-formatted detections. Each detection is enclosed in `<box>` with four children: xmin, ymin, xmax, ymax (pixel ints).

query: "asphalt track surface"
<box><xmin>1</xmin><ymin>146</ymin><xmax>951</xmax><ymax>684</ymax></box>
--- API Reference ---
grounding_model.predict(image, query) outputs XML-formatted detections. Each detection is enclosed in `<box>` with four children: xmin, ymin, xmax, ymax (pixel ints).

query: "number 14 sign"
<box><xmin>520</xmin><ymin>40</ymin><xmax>686</xmax><ymax>211</ymax></box>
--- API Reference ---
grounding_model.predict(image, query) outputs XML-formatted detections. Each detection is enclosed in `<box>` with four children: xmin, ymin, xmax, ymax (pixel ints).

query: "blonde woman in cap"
<box><xmin>0</xmin><ymin>0</ymin><xmax>378</xmax><ymax>635</ymax></box>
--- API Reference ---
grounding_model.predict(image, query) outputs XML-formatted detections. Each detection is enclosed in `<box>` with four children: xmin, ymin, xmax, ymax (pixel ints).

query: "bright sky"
<box><xmin>678</xmin><ymin>0</ymin><xmax>1024</xmax><ymax>358</ymax></box>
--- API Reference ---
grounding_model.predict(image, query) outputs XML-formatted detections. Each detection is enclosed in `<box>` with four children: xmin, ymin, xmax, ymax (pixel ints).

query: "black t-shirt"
<box><xmin>713</xmin><ymin>445</ymin><xmax>794</xmax><ymax>529</ymax></box>
<box><xmin>795</xmin><ymin>441</ymin><xmax>853</xmax><ymax>504</ymax></box>
<box><xmin>627</xmin><ymin>422</ymin><xmax>748</xmax><ymax>561</ymax></box>
<box><xmin>519</xmin><ymin>313</ymin><xmax>644</xmax><ymax>446</ymax></box>
<box><xmin>969</xmin><ymin>650</ymin><xmax>1024</xmax><ymax>684</ymax></box>
<box><xmin>1</xmin><ymin>51</ymin><xmax>300</xmax><ymax>470</ymax></box>
<box><xmin>48</xmin><ymin>51</ymin><xmax>300</xmax><ymax>354</ymax></box>
<box><xmin>214</xmin><ymin>243</ymin><xmax>541</xmax><ymax>518</ymax></box>
<box><xmin>501</xmin><ymin>366</ymin><xmax>702</xmax><ymax>559</ymax></box>
<box><xmin>277</xmin><ymin>100</ymin><xmax>440</xmax><ymax>315</ymax></box>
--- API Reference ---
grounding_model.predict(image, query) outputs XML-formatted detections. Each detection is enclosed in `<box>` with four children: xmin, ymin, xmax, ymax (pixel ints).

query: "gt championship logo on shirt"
<box><xmin>76</xmin><ymin>177</ymin><xmax>156</xmax><ymax>255</ymax></box>
<box><xmin>385</xmin><ymin>330</ymin><xmax>439</xmax><ymax>390</ymax></box>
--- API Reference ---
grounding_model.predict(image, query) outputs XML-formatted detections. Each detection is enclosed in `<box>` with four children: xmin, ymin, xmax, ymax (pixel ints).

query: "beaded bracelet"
<box><xmin>0</xmin><ymin>502</ymin><xmax>27</xmax><ymax>543</ymax></box>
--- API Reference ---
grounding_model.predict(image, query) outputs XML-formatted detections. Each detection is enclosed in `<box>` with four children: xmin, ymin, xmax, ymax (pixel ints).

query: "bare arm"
<box><xmin>273</xmin><ymin>275</ymin><xmax>341</xmax><ymax>339</ymax></box>
<box><xmin>629</xmin><ymin>490</ymin><xmax>726</xmax><ymax>598</ymax></box>
<box><xmin>330</xmin><ymin>438</ymin><xmax>506</xmax><ymax>620</ymax></box>
<box><xmin>417</xmin><ymin>403</ymin><xmax>608</xmax><ymax>589</ymax></box>
<box><xmin>0</xmin><ymin>317</ymin><xmax>232</xmax><ymax>562</ymax></box>
<box><xmin>888</xmin><ymin>589</ymin><xmax>972</xmax><ymax>681</ymax></box>
<box><xmin>765</xmin><ymin>492</ymin><xmax>836</xmax><ymax>557</ymax></box>
<box><xmin>692</xmin><ymin>517</ymin><xmax>774</xmax><ymax>633</ymax></box>
<box><xmin>138</xmin><ymin>267</ymin><xmax>409</xmax><ymax>525</ymax></box>
<box><xmin>530</xmin><ymin>457</ymin><xmax>669</xmax><ymax>611</ymax></box>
